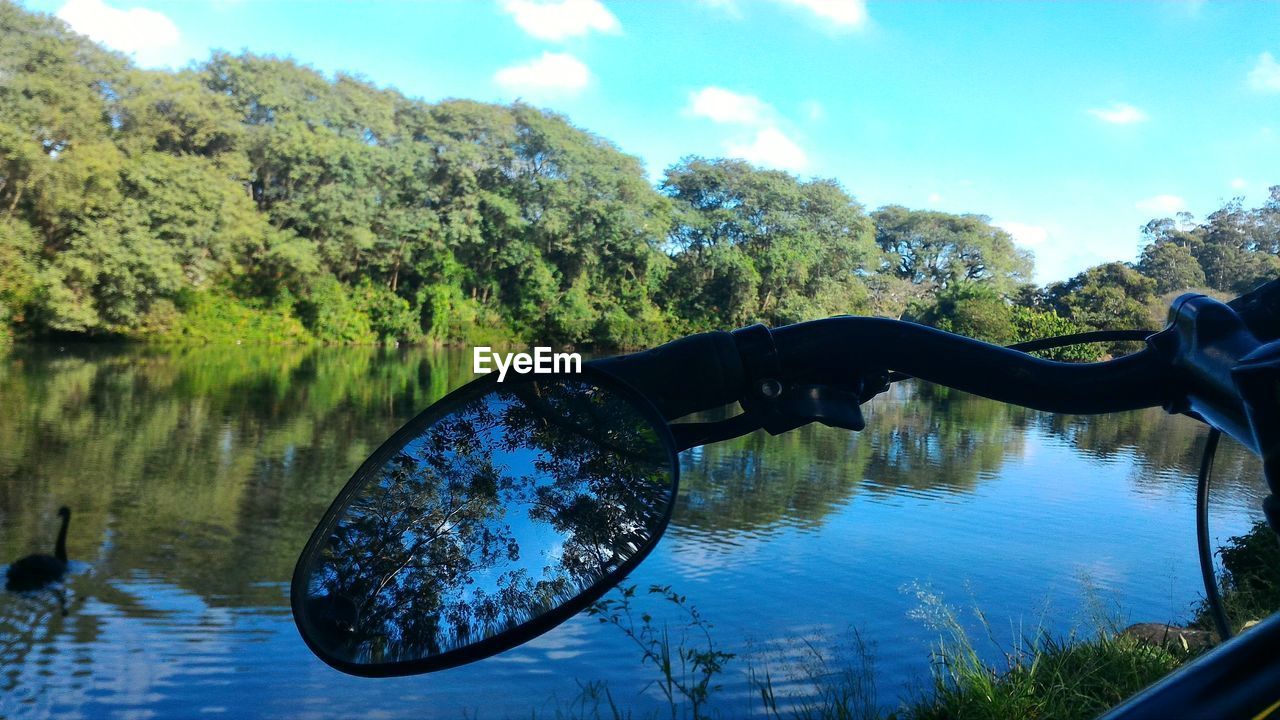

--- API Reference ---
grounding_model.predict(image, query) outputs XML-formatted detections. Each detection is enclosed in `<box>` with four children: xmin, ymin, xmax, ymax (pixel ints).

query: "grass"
<box><xmin>553</xmin><ymin>519</ymin><xmax>1280</xmax><ymax>720</ymax></box>
<box><xmin>887</xmin><ymin>581</ymin><xmax>1189</xmax><ymax>720</ymax></box>
<box><xmin>904</xmin><ymin>626</ymin><xmax>1184</xmax><ymax>720</ymax></box>
<box><xmin>587</xmin><ymin>585</ymin><xmax>736</xmax><ymax>720</ymax></box>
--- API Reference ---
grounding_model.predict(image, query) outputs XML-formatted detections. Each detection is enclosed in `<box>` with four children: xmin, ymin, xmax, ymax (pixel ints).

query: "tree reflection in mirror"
<box><xmin>293</xmin><ymin>373</ymin><xmax>677</xmax><ymax>674</ymax></box>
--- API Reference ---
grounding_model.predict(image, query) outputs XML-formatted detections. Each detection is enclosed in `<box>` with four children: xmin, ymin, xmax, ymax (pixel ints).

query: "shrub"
<box><xmin>296</xmin><ymin>275</ymin><xmax>376</xmax><ymax>344</ymax></box>
<box><xmin>162</xmin><ymin>290</ymin><xmax>312</xmax><ymax>344</ymax></box>
<box><xmin>1010</xmin><ymin>307</ymin><xmax>1104</xmax><ymax>362</ymax></box>
<box><xmin>1193</xmin><ymin>520</ymin><xmax>1280</xmax><ymax>634</ymax></box>
<box><xmin>351</xmin><ymin>279</ymin><xmax>422</xmax><ymax>344</ymax></box>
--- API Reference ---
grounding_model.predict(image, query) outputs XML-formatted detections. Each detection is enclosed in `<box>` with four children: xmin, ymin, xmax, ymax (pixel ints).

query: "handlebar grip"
<box><xmin>588</xmin><ymin>331</ymin><xmax>746</xmax><ymax>421</ymax></box>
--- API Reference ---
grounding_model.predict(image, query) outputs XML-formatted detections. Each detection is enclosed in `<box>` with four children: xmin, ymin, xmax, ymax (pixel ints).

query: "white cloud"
<box><xmin>801</xmin><ymin>99</ymin><xmax>824</xmax><ymax>121</ymax></box>
<box><xmin>687</xmin><ymin>87</ymin><xmax>773</xmax><ymax>125</ymax></box>
<box><xmin>927</xmin><ymin>192</ymin><xmax>942</xmax><ymax>204</ymax></box>
<box><xmin>997</xmin><ymin>221</ymin><xmax>1049</xmax><ymax>247</ymax></box>
<box><xmin>1135</xmin><ymin>194</ymin><xmax>1187</xmax><ymax>214</ymax></box>
<box><xmin>494</xmin><ymin>52</ymin><xmax>591</xmax><ymax>93</ymax></box>
<box><xmin>686</xmin><ymin>86</ymin><xmax>808</xmax><ymax>172</ymax></box>
<box><xmin>56</xmin><ymin>0</ymin><xmax>179</xmax><ymax>55</ymax></box>
<box><xmin>500</xmin><ymin>0</ymin><xmax>620</xmax><ymax>41</ymax></box>
<box><xmin>1250</xmin><ymin>52</ymin><xmax>1280</xmax><ymax>93</ymax></box>
<box><xmin>771</xmin><ymin>0</ymin><xmax>868</xmax><ymax>29</ymax></box>
<box><xmin>1232</xmin><ymin>178</ymin><xmax>1248</xmax><ymax>190</ymax></box>
<box><xmin>727</xmin><ymin>127</ymin><xmax>808</xmax><ymax>171</ymax></box>
<box><xmin>1088</xmin><ymin>102</ymin><xmax>1148</xmax><ymax>125</ymax></box>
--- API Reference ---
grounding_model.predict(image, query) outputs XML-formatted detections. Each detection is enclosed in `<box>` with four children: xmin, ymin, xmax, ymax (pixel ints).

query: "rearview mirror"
<box><xmin>291</xmin><ymin>368</ymin><xmax>678</xmax><ymax>676</ymax></box>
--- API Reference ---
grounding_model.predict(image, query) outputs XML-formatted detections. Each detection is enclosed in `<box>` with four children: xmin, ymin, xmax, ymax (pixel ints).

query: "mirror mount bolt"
<box><xmin>758</xmin><ymin>379</ymin><xmax>783</xmax><ymax>399</ymax></box>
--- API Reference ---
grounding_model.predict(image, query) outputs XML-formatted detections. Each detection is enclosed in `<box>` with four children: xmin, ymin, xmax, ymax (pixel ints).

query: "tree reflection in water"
<box><xmin>298</xmin><ymin>378</ymin><xmax>674</xmax><ymax>667</ymax></box>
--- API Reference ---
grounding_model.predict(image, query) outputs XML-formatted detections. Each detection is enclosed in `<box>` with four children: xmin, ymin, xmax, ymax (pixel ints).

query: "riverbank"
<box><xmin>564</xmin><ymin>520</ymin><xmax>1280</xmax><ymax>720</ymax></box>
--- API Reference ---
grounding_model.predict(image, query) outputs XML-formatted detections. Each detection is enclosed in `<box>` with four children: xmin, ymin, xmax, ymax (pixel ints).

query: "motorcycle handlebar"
<box><xmin>591</xmin><ymin>317</ymin><xmax>1173</xmax><ymax>421</ymax></box>
<box><xmin>591</xmin><ymin>279</ymin><xmax>1280</xmax><ymax>459</ymax></box>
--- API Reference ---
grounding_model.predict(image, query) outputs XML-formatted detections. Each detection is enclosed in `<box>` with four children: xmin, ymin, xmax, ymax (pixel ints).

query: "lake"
<box><xmin>0</xmin><ymin>344</ymin><xmax>1267</xmax><ymax>719</ymax></box>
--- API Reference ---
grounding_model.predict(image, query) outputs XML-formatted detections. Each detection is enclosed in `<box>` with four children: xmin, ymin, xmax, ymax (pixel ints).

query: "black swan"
<box><xmin>5</xmin><ymin>506</ymin><xmax>71</xmax><ymax>592</ymax></box>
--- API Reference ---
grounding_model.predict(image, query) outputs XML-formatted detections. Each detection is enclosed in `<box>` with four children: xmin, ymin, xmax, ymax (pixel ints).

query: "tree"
<box><xmin>1138</xmin><ymin>241</ymin><xmax>1206</xmax><ymax>294</ymax></box>
<box><xmin>1135</xmin><ymin>198</ymin><xmax>1280</xmax><ymax>296</ymax></box>
<box><xmin>914</xmin><ymin>281</ymin><xmax>1014</xmax><ymax>344</ymax></box>
<box><xmin>4</xmin><ymin>0</ymin><xmax>1273</xmax><ymax>349</ymax></box>
<box><xmin>1047</xmin><ymin>262</ymin><xmax>1156</xmax><ymax>332</ymax></box>
<box><xmin>661</xmin><ymin>157</ymin><xmax>877</xmax><ymax>328</ymax></box>
<box><xmin>0</xmin><ymin>215</ymin><xmax>39</xmax><ymax>334</ymax></box>
<box><xmin>119</xmin><ymin>69</ymin><xmax>243</xmax><ymax>158</ymax></box>
<box><xmin>872</xmin><ymin>206</ymin><xmax>1033</xmax><ymax>294</ymax></box>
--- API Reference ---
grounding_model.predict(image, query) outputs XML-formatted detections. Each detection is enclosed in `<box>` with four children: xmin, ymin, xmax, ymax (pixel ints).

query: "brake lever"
<box><xmin>731</xmin><ymin>323</ymin><xmax>880</xmax><ymax>435</ymax></box>
<box><xmin>746</xmin><ymin>382</ymin><xmax>867</xmax><ymax>434</ymax></box>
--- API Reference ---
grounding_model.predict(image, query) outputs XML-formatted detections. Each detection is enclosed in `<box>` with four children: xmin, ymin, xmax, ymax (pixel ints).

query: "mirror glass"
<box><xmin>294</xmin><ymin>374</ymin><xmax>676</xmax><ymax>671</ymax></box>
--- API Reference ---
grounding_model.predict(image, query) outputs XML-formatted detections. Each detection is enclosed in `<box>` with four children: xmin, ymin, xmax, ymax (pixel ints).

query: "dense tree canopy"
<box><xmin>0</xmin><ymin>3</ymin><xmax>686</xmax><ymax>346</ymax></box>
<box><xmin>872</xmin><ymin>206</ymin><xmax>1033</xmax><ymax>294</ymax></box>
<box><xmin>1137</xmin><ymin>197</ymin><xmax>1280</xmax><ymax>295</ymax></box>
<box><xmin>1</xmin><ymin>1</ymin><xmax>1277</xmax><ymax>354</ymax></box>
<box><xmin>661</xmin><ymin>158</ymin><xmax>877</xmax><ymax>328</ymax></box>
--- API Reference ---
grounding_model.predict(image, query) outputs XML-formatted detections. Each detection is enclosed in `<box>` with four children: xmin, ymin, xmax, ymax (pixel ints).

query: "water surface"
<box><xmin>0</xmin><ymin>345</ymin><xmax>1266</xmax><ymax>718</ymax></box>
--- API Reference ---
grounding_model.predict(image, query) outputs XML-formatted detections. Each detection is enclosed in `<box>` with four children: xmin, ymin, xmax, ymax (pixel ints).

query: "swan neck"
<box><xmin>54</xmin><ymin>513</ymin><xmax>69</xmax><ymax>564</ymax></box>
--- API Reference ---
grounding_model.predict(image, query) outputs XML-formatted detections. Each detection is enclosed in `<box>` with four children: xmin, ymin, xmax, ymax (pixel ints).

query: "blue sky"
<box><xmin>21</xmin><ymin>0</ymin><xmax>1280</xmax><ymax>283</ymax></box>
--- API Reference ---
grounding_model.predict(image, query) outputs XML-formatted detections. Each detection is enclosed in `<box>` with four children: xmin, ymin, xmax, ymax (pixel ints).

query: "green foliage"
<box><xmin>912</xmin><ymin>283</ymin><xmax>1105</xmax><ymax>363</ymax></box>
<box><xmin>416</xmin><ymin>282</ymin><xmax>516</xmax><ymax>347</ymax></box>
<box><xmin>1138</xmin><ymin>241</ymin><xmax>1205</xmax><ymax>294</ymax></box>
<box><xmin>1010</xmin><ymin>307</ymin><xmax>1103</xmax><ymax>362</ymax></box>
<box><xmin>548</xmin><ymin>277</ymin><xmax>598</xmax><ymax>345</ymax></box>
<box><xmin>664</xmin><ymin>241</ymin><xmax>762</xmax><ymax>327</ymax></box>
<box><xmin>0</xmin><ymin>5</ymin><xmax>681</xmax><ymax>348</ymax></box>
<box><xmin>350</xmin><ymin>278</ymin><xmax>422</xmax><ymax>343</ymax></box>
<box><xmin>1047</xmin><ymin>263</ymin><xmax>1157</xmax><ymax>334</ymax></box>
<box><xmin>662</xmin><ymin>157</ymin><xmax>878</xmax><ymax>328</ymax></box>
<box><xmin>296</xmin><ymin>275</ymin><xmax>376</xmax><ymax>344</ymax></box>
<box><xmin>1193</xmin><ymin>520</ymin><xmax>1280</xmax><ymax>634</ymax></box>
<box><xmin>595</xmin><ymin>300</ymin><xmax>677</xmax><ymax>350</ymax></box>
<box><xmin>163</xmin><ymin>289</ymin><xmax>311</xmax><ymax>344</ymax></box>
<box><xmin>575</xmin><ymin>576</ymin><xmax>1205</xmax><ymax>720</ymax></box>
<box><xmin>898</xmin><ymin>585</ymin><xmax>1184</xmax><ymax>720</ymax></box>
<box><xmin>907</xmin><ymin>631</ymin><xmax>1181</xmax><ymax>720</ymax></box>
<box><xmin>873</xmin><ymin>206</ymin><xmax>1033</xmax><ymax>295</ymax></box>
<box><xmin>915</xmin><ymin>281</ymin><xmax>1015</xmax><ymax>344</ymax></box>
<box><xmin>0</xmin><ymin>214</ymin><xmax>39</xmax><ymax>332</ymax></box>
<box><xmin>1137</xmin><ymin>196</ymin><xmax>1280</xmax><ymax>297</ymax></box>
<box><xmin>5</xmin><ymin>0</ymin><xmax>1280</xmax><ymax>352</ymax></box>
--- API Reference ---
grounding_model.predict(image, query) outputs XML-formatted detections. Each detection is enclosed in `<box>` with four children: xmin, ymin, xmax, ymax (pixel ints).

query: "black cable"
<box><xmin>1197</xmin><ymin>428</ymin><xmax>1233</xmax><ymax>641</ymax></box>
<box><xmin>1005</xmin><ymin>329</ymin><xmax>1156</xmax><ymax>354</ymax></box>
<box><xmin>886</xmin><ymin>329</ymin><xmax>1158</xmax><ymax>384</ymax></box>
